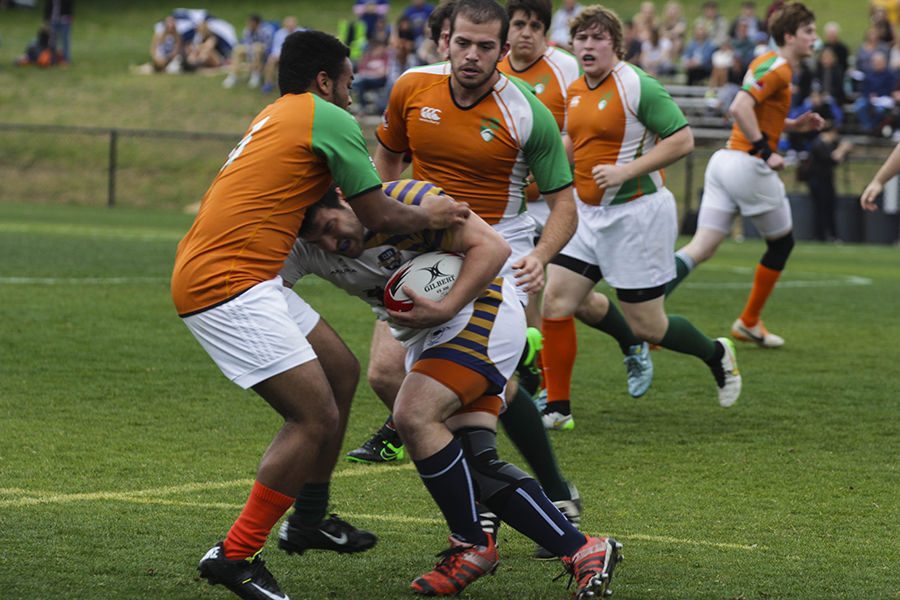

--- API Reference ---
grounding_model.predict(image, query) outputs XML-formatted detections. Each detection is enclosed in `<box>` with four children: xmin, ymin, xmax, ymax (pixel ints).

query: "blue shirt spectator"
<box><xmin>401</xmin><ymin>0</ymin><xmax>434</xmax><ymax>46</ymax></box>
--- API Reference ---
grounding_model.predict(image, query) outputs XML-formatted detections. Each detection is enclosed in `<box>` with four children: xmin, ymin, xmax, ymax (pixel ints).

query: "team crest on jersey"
<box><xmin>377</xmin><ymin>248</ymin><xmax>403</xmax><ymax>271</ymax></box>
<box><xmin>597</xmin><ymin>91</ymin><xmax>613</xmax><ymax>110</ymax></box>
<box><xmin>570</xmin><ymin>95</ymin><xmax>581</xmax><ymax>108</ymax></box>
<box><xmin>534</xmin><ymin>76</ymin><xmax>550</xmax><ymax>95</ymax></box>
<box><xmin>480</xmin><ymin>117</ymin><xmax>501</xmax><ymax>142</ymax></box>
<box><xmin>419</xmin><ymin>106</ymin><xmax>442</xmax><ymax>124</ymax></box>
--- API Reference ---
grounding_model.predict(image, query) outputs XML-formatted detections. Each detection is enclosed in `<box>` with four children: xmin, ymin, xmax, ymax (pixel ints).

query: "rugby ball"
<box><xmin>384</xmin><ymin>251</ymin><xmax>463</xmax><ymax>312</ymax></box>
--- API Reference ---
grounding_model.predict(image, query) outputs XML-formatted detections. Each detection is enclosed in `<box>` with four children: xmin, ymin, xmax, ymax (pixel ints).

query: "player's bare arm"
<box><xmin>349</xmin><ymin>187</ymin><xmax>469</xmax><ymax>233</ymax></box>
<box><xmin>374</xmin><ymin>144</ymin><xmax>407</xmax><ymax>181</ymax></box>
<box><xmin>729</xmin><ymin>91</ymin><xmax>784</xmax><ymax>171</ymax></box>
<box><xmin>861</xmin><ymin>143</ymin><xmax>900</xmax><ymax>211</ymax></box>
<box><xmin>592</xmin><ymin>127</ymin><xmax>694</xmax><ymax>189</ymax></box>
<box><xmin>784</xmin><ymin>110</ymin><xmax>826</xmax><ymax>133</ymax></box>
<box><xmin>525</xmin><ymin>185</ymin><xmax>576</xmax><ymax>269</ymax></box>
<box><xmin>388</xmin><ymin>211</ymin><xmax>511</xmax><ymax>329</ymax></box>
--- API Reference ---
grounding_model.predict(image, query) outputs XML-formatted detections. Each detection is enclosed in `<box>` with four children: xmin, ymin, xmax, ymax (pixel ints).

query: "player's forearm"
<box><xmin>442</xmin><ymin>239</ymin><xmax>510</xmax><ymax>314</ymax></box>
<box><xmin>620</xmin><ymin>127</ymin><xmax>694</xmax><ymax>180</ymax></box>
<box><xmin>872</xmin><ymin>144</ymin><xmax>900</xmax><ymax>185</ymax></box>
<box><xmin>532</xmin><ymin>190</ymin><xmax>577</xmax><ymax>265</ymax></box>
<box><xmin>374</xmin><ymin>145</ymin><xmax>405</xmax><ymax>180</ymax></box>
<box><xmin>729</xmin><ymin>94</ymin><xmax>763</xmax><ymax>144</ymax></box>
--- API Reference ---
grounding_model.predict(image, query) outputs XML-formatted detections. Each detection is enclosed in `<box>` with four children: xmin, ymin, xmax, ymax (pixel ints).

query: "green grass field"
<box><xmin>0</xmin><ymin>202</ymin><xmax>897</xmax><ymax>599</ymax></box>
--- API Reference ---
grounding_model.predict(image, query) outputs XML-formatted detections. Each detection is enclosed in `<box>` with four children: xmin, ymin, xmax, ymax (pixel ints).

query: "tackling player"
<box><xmin>173</xmin><ymin>30</ymin><xmax>468</xmax><ymax>600</ymax></box>
<box><xmin>280</xmin><ymin>183</ymin><xmax>622</xmax><ymax>599</ymax></box>
<box><xmin>666</xmin><ymin>3</ymin><xmax>824</xmax><ymax>349</ymax></box>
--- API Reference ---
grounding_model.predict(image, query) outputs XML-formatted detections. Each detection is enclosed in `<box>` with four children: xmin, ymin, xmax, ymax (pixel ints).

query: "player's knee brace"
<box><xmin>455</xmin><ymin>427</ymin><xmax>533</xmax><ymax>514</ymax></box>
<box><xmin>760</xmin><ymin>232</ymin><xmax>794</xmax><ymax>271</ymax></box>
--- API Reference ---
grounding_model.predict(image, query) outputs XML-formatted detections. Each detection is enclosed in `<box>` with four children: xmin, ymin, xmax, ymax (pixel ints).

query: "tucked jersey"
<box><xmin>377</xmin><ymin>64</ymin><xmax>572</xmax><ymax>224</ymax></box>
<box><xmin>566</xmin><ymin>61</ymin><xmax>688</xmax><ymax>206</ymax></box>
<box><xmin>498</xmin><ymin>46</ymin><xmax>581</xmax><ymax>132</ymax></box>
<box><xmin>171</xmin><ymin>93</ymin><xmax>382</xmax><ymax>316</ymax></box>
<box><xmin>727</xmin><ymin>51</ymin><xmax>792</xmax><ymax>153</ymax></box>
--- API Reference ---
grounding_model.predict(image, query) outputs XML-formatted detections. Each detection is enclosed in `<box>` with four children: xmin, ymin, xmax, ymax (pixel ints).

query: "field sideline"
<box><xmin>0</xmin><ymin>202</ymin><xmax>897</xmax><ymax>599</ymax></box>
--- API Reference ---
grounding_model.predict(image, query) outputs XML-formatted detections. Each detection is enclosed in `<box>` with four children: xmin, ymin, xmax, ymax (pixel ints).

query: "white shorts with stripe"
<box><xmin>493</xmin><ymin>213</ymin><xmax>537</xmax><ymax>306</ymax></box>
<box><xmin>181</xmin><ymin>277</ymin><xmax>321</xmax><ymax>389</ymax></box>
<box><xmin>560</xmin><ymin>188</ymin><xmax>678</xmax><ymax>290</ymax></box>
<box><xmin>403</xmin><ymin>277</ymin><xmax>526</xmax><ymax>401</ymax></box>
<box><xmin>700</xmin><ymin>149</ymin><xmax>793</xmax><ymax>236</ymax></box>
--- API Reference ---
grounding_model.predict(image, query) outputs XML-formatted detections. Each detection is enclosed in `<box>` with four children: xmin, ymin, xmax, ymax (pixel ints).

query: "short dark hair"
<box><xmin>768</xmin><ymin>2</ymin><xmax>815</xmax><ymax>46</ymax></box>
<box><xmin>450</xmin><ymin>0</ymin><xmax>509</xmax><ymax>47</ymax></box>
<box><xmin>278</xmin><ymin>30</ymin><xmax>350</xmax><ymax>95</ymax></box>
<box><xmin>429</xmin><ymin>0</ymin><xmax>457</xmax><ymax>45</ymax></box>
<box><xmin>299</xmin><ymin>186</ymin><xmax>344</xmax><ymax>238</ymax></box>
<box><xmin>507</xmin><ymin>0</ymin><xmax>552</xmax><ymax>35</ymax></box>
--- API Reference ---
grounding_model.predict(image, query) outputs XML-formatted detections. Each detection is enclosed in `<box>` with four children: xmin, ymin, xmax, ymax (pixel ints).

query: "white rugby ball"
<box><xmin>384</xmin><ymin>251</ymin><xmax>463</xmax><ymax>312</ymax></box>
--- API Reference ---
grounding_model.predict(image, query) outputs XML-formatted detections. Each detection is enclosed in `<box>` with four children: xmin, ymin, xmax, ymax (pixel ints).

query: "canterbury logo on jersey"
<box><xmin>419</xmin><ymin>107</ymin><xmax>442</xmax><ymax>124</ymax></box>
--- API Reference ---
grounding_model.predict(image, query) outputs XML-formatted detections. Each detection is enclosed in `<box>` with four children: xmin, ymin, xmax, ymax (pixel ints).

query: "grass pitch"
<box><xmin>0</xmin><ymin>202</ymin><xmax>897</xmax><ymax>599</ymax></box>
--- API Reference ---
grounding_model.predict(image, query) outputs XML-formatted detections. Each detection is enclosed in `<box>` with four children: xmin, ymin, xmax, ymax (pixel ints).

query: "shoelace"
<box><xmin>431</xmin><ymin>545</ymin><xmax>471</xmax><ymax>575</ymax></box>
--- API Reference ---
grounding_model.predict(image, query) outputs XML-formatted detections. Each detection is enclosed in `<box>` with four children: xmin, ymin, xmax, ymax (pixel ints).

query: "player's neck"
<box><xmin>509</xmin><ymin>43</ymin><xmax>546</xmax><ymax>71</ymax></box>
<box><xmin>584</xmin><ymin>59</ymin><xmax>619</xmax><ymax>88</ymax></box>
<box><xmin>777</xmin><ymin>45</ymin><xmax>799</xmax><ymax>67</ymax></box>
<box><xmin>451</xmin><ymin>70</ymin><xmax>501</xmax><ymax>106</ymax></box>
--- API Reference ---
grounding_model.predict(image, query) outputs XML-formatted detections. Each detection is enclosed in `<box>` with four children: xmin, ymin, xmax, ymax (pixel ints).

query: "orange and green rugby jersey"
<box><xmin>727</xmin><ymin>51</ymin><xmax>792</xmax><ymax>153</ymax></box>
<box><xmin>171</xmin><ymin>93</ymin><xmax>382</xmax><ymax>316</ymax></box>
<box><xmin>376</xmin><ymin>63</ymin><xmax>571</xmax><ymax>225</ymax></box>
<box><xmin>566</xmin><ymin>61</ymin><xmax>688</xmax><ymax>206</ymax></box>
<box><xmin>498</xmin><ymin>46</ymin><xmax>581</xmax><ymax>132</ymax></box>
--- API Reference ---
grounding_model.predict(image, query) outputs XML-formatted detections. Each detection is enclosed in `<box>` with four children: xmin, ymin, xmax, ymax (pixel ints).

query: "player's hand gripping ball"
<box><xmin>384</xmin><ymin>251</ymin><xmax>463</xmax><ymax>312</ymax></box>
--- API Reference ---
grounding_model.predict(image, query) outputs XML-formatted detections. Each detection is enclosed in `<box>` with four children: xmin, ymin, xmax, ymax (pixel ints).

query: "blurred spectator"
<box><xmin>822</xmin><ymin>22</ymin><xmax>849</xmax><ymax>74</ymax></box>
<box><xmin>150</xmin><ymin>15</ymin><xmax>183</xmax><ymax>73</ymax></box>
<box><xmin>401</xmin><ymin>0</ymin><xmax>434</xmax><ymax>46</ymax></box>
<box><xmin>417</xmin><ymin>0</ymin><xmax>454</xmax><ymax>63</ymax></box>
<box><xmin>854</xmin><ymin>52</ymin><xmax>896</xmax><ymax>134</ymax></box>
<box><xmin>623</xmin><ymin>20</ymin><xmax>644</xmax><ymax>65</ymax></box>
<box><xmin>44</xmin><ymin>0</ymin><xmax>73</xmax><ymax>64</ymax></box>
<box><xmin>806</xmin><ymin>122</ymin><xmax>853</xmax><ymax>241</ymax></box>
<box><xmin>729</xmin><ymin>1</ymin><xmax>764</xmax><ymax>43</ymax></box>
<box><xmin>632</xmin><ymin>1</ymin><xmax>657</xmax><ymax>35</ymax></box>
<box><xmin>223</xmin><ymin>14</ymin><xmax>275</xmax><ymax>89</ymax></box>
<box><xmin>694</xmin><ymin>0</ymin><xmax>729</xmax><ymax>47</ymax></box>
<box><xmin>708</xmin><ymin>38</ymin><xmax>741</xmax><ymax>92</ymax></box>
<box><xmin>683</xmin><ymin>22</ymin><xmax>715</xmax><ymax>85</ymax></box>
<box><xmin>15</xmin><ymin>23</ymin><xmax>54</xmax><ymax>67</ymax></box>
<box><xmin>855</xmin><ymin>26</ymin><xmax>890</xmax><ymax>74</ymax></box>
<box><xmin>731</xmin><ymin>17</ymin><xmax>756</xmax><ymax>68</ymax></box>
<box><xmin>640</xmin><ymin>26</ymin><xmax>675</xmax><ymax>77</ymax></box>
<box><xmin>871</xmin><ymin>0</ymin><xmax>900</xmax><ymax>25</ymax></box>
<box><xmin>184</xmin><ymin>20</ymin><xmax>224</xmax><ymax>70</ymax></box>
<box><xmin>816</xmin><ymin>46</ymin><xmax>846</xmax><ymax>106</ymax></box>
<box><xmin>659</xmin><ymin>1</ymin><xmax>687</xmax><ymax>59</ymax></box>
<box><xmin>337</xmin><ymin>15</ymin><xmax>368</xmax><ymax>64</ymax></box>
<box><xmin>548</xmin><ymin>0</ymin><xmax>582</xmax><ymax>49</ymax></box>
<box><xmin>353</xmin><ymin>38</ymin><xmax>390</xmax><ymax>114</ymax></box>
<box><xmin>791</xmin><ymin>55</ymin><xmax>815</xmax><ymax>107</ymax></box>
<box><xmin>355</xmin><ymin>0</ymin><xmax>391</xmax><ymax>39</ymax></box>
<box><xmin>788</xmin><ymin>84</ymin><xmax>844</xmax><ymax>152</ymax></box>
<box><xmin>262</xmin><ymin>16</ymin><xmax>301</xmax><ymax>94</ymax></box>
<box><xmin>871</xmin><ymin>6</ymin><xmax>895</xmax><ymax>44</ymax></box>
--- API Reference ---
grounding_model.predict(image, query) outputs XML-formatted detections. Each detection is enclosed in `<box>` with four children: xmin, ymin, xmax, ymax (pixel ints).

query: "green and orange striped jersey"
<box><xmin>498</xmin><ymin>46</ymin><xmax>581</xmax><ymax>133</ymax></box>
<box><xmin>171</xmin><ymin>93</ymin><xmax>382</xmax><ymax>316</ymax></box>
<box><xmin>566</xmin><ymin>61</ymin><xmax>688</xmax><ymax>206</ymax></box>
<box><xmin>727</xmin><ymin>51</ymin><xmax>792</xmax><ymax>153</ymax></box>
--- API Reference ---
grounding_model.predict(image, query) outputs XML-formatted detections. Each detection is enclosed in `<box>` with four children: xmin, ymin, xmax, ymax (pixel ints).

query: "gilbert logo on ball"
<box><xmin>384</xmin><ymin>251</ymin><xmax>463</xmax><ymax>312</ymax></box>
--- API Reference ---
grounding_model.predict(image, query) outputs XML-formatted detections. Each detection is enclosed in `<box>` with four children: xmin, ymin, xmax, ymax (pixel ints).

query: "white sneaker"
<box><xmin>711</xmin><ymin>337</ymin><xmax>741</xmax><ymax>407</ymax></box>
<box><xmin>731</xmin><ymin>318</ymin><xmax>784</xmax><ymax>348</ymax></box>
<box><xmin>248</xmin><ymin>72</ymin><xmax>261</xmax><ymax>89</ymax></box>
<box><xmin>541</xmin><ymin>410</ymin><xmax>574</xmax><ymax>430</ymax></box>
<box><xmin>623</xmin><ymin>342</ymin><xmax>653</xmax><ymax>398</ymax></box>
<box><xmin>222</xmin><ymin>73</ymin><xmax>237</xmax><ymax>89</ymax></box>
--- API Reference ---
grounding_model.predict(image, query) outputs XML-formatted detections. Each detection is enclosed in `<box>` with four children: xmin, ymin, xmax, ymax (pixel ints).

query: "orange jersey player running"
<box><xmin>666</xmin><ymin>3</ymin><xmax>824</xmax><ymax>349</ymax></box>
<box><xmin>540</xmin><ymin>5</ymin><xmax>742</xmax><ymax>425</ymax></box>
<box><xmin>174</xmin><ymin>30</ymin><xmax>468</xmax><ymax>600</ymax></box>
<box><xmin>498</xmin><ymin>0</ymin><xmax>654</xmax><ymax>420</ymax></box>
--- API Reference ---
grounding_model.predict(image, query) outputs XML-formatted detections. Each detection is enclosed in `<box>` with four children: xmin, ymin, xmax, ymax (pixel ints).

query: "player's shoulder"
<box><xmin>544</xmin><ymin>46</ymin><xmax>579</xmax><ymax>70</ymax></box>
<box><xmin>396</xmin><ymin>61</ymin><xmax>451</xmax><ymax>84</ymax></box>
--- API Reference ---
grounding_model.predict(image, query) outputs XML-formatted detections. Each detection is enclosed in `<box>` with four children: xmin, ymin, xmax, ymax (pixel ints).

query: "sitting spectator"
<box><xmin>854</xmin><ymin>51</ymin><xmax>896</xmax><ymax>134</ymax></box>
<box><xmin>730</xmin><ymin>1</ymin><xmax>764</xmax><ymax>43</ymax></box>
<box><xmin>682</xmin><ymin>22</ymin><xmax>715</xmax><ymax>85</ymax></box>
<box><xmin>788</xmin><ymin>83</ymin><xmax>844</xmax><ymax>151</ymax></box>
<box><xmin>822</xmin><ymin>21</ymin><xmax>850</xmax><ymax>74</ymax></box>
<box><xmin>150</xmin><ymin>15</ymin><xmax>183</xmax><ymax>73</ymax></box>
<box><xmin>401</xmin><ymin>0</ymin><xmax>434</xmax><ymax>47</ymax></box>
<box><xmin>816</xmin><ymin>46</ymin><xmax>846</xmax><ymax>106</ymax></box>
<box><xmin>659</xmin><ymin>1</ymin><xmax>687</xmax><ymax>59</ymax></box>
<box><xmin>548</xmin><ymin>0</ymin><xmax>582</xmax><ymax>50</ymax></box>
<box><xmin>15</xmin><ymin>23</ymin><xmax>56</xmax><ymax>67</ymax></box>
<box><xmin>261</xmin><ymin>16</ymin><xmax>301</xmax><ymax>94</ymax></box>
<box><xmin>856</xmin><ymin>26</ymin><xmax>890</xmax><ymax>74</ymax></box>
<box><xmin>871</xmin><ymin>6</ymin><xmax>895</xmax><ymax>44</ymax></box>
<box><xmin>337</xmin><ymin>14</ymin><xmax>369</xmax><ymax>65</ymax></box>
<box><xmin>353</xmin><ymin>38</ymin><xmax>390</xmax><ymax>114</ymax></box>
<box><xmin>632</xmin><ymin>1</ymin><xmax>657</xmax><ymax>35</ymax></box>
<box><xmin>890</xmin><ymin>23</ymin><xmax>900</xmax><ymax>75</ymax></box>
<box><xmin>708</xmin><ymin>38</ymin><xmax>740</xmax><ymax>91</ymax></box>
<box><xmin>695</xmin><ymin>0</ymin><xmax>729</xmax><ymax>47</ymax></box>
<box><xmin>184</xmin><ymin>20</ymin><xmax>224</xmax><ymax>71</ymax></box>
<box><xmin>354</xmin><ymin>0</ymin><xmax>390</xmax><ymax>39</ymax></box>
<box><xmin>223</xmin><ymin>14</ymin><xmax>274</xmax><ymax>89</ymax></box>
<box><xmin>640</xmin><ymin>26</ymin><xmax>675</xmax><ymax>77</ymax></box>
<box><xmin>621</xmin><ymin>20</ymin><xmax>643</xmax><ymax>66</ymax></box>
<box><xmin>731</xmin><ymin>17</ymin><xmax>756</xmax><ymax>69</ymax></box>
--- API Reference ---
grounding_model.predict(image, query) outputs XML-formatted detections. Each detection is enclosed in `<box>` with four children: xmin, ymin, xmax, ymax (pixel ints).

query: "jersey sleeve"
<box><xmin>741</xmin><ymin>60</ymin><xmax>790</xmax><ymax>104</ymax></box>
<box><xmin>376</xmin><ymin>71</ymin><xmax>414</xmax><ymax>153</ymax></box>
<box><xmin>636</xmin><ymin>73</ymin><xmax>689</xmax><ymax>138</ymax></box>
<box><xmin>310</xmin><ymin>97</ymin><xmax>383</xmax><ymax>199</ymax></box>
<box><xmin>516</xmin><ymin>81</ymin><xmax>573</xmax><ymax>194</ymax></box>
<box><xmin>279</xmin><ymin>238</ymin><xmax>311</xmax><ymax>287</ymax></box>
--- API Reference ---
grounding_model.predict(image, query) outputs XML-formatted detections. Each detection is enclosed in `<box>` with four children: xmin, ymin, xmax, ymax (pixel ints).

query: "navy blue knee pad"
<box><xmin>761</xmin><ymin>232</ymin><xmax>794</xmax><ymax>271</ymax></box>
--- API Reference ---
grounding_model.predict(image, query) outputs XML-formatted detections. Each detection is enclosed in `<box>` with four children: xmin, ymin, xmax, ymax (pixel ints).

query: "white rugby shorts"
<box><xmin>493</xmin><ymin>213</ymin><xmax>537</xmax><ymax>305</ymax></box>
<box><xmin>700</xmin><ymin>148</ymin><xmax>791</xmax><ymax>219</ymax></box>
<box><xmin>181</xmin><ymin>277</ymin><xmax>321</xmax><ymax>389</ymax></box>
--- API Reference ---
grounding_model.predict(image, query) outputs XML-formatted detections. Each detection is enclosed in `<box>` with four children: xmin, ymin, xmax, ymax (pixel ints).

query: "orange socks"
<box><xmin>541</xmin><ymin>317</ymin><xmax>577</xmax><ymax>404</ymax></box>
<box><xmin>223</xmin><ymin>480</ymin><xmax>295</xmax><ymax>560</ymax></box>
<box><xmin>740</xmin><ymin>264</ymin><xmax>781</xmax><ymax>328</ymax></box>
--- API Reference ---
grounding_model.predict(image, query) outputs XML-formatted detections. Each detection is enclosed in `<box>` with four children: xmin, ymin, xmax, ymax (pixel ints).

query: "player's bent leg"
<box><xmin>541</xmin><ymin>263</ymin><xmax>596</xmax><ymax>430</ymax></box>
<box><xmin>667</xmin><ymin>221</ymin><xmax>730</xmax><ymax>297</ymax></box>
<box><xmin>347</xmin><ymin>320</ymin><xmax>407</xmax><ymax>464</ymax></box>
